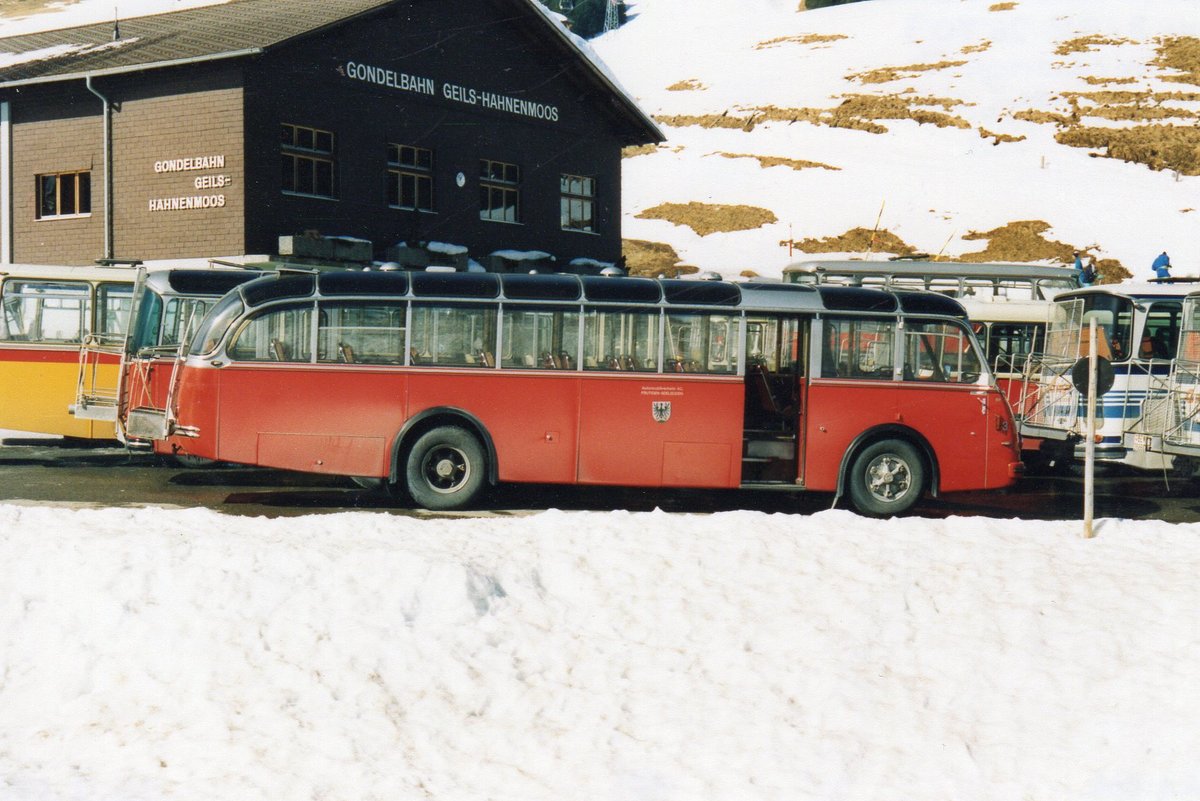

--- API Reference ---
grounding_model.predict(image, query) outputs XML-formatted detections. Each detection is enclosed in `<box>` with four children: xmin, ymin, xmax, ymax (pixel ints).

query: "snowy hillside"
<box><xmin>593</xmin><ymin>0</ymin><xmax>1200</xmax><ymax>278</ymax></box>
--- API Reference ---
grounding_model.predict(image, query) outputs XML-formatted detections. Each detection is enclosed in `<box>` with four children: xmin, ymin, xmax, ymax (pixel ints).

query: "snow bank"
<box><xmin>2</xmin><ymin>503</ymin><xmax>1198</xmax><ymax>800</ymax></box>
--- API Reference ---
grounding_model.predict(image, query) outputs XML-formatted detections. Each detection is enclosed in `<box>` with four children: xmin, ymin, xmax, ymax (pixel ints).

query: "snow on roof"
<box><xmin>427</xmin><ymin>241</ymin><xmax>469</xmax><ymax>256</ymax></box>
<box><xmin>493</xmin><ymin>249</ymin><xmax>554</xmax><ymax>261</ymax></box>
<box><xmin>0</xmin><ymin>0</ymin><xmax>231</xmax><ymax>38</ymax></box>
<box><xmin>0</xmin><ymin>37</ymin><xmax>139</xmax><ymax>70</ymax></box>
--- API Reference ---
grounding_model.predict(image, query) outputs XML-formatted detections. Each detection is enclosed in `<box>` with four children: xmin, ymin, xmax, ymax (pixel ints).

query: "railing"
<box><xmin>72</xmin><ymin>333</ymin><xmax>126</xmax><ymax>422</ymax></box>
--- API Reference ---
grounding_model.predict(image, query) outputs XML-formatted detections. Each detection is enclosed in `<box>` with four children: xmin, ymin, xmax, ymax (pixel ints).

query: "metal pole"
<box><xmin>1084</xmin><ymin>318</ymin><xmax>1097</xmax><ymax>538</ymax></box>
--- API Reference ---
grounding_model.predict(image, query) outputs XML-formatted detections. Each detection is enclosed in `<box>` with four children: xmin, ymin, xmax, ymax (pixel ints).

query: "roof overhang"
<box><xmin>0</xmin><ymin>47</ymin><xmax>262</xmax><ymax>89</ymax></box>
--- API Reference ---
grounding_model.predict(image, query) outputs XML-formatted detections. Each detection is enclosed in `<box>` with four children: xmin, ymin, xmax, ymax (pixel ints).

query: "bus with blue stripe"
<box><xmin>1022</xmin><ymin>282</ymin><xmax>1185</xmax><ymax>471</ymax></box>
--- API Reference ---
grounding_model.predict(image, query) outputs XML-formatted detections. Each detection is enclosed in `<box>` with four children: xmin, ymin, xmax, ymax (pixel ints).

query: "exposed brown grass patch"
<box><xmin>622</xmin><ymin>239</ymin><xmax>697</xmax><ymax>278</ymax></box>
<box><xmin>1082</xmin><ymin>76</ymin><xmax>1137</xmax><ymax>85</ymax></box>
<box><xmin>622</xmin><ymin>144</ymin><xmax>661</xmax><ymax>159</ymax></box>
<box><xmin>657</xmin><ymin>94</ymin><xmax>971</xmax><ymax>136</ymax></box>
<box><xmin>1055</xmin><ymin>124</ymin><xmax>1200</xmax><ymax>174</ymax></box>
<box><xmin>756</xmin><ymin>33</ymin><xmax>847</xmax><ymax>50</ymax></box>
<box><xmin>1091</xmin><ymin>258</ymin><xmax>1132</xmax><ymax>284</ymax></box>
<box><xmin>1059</xmin><ymin>89</ymin><xmax>1200</xmax><ymax>122</ymax></box>
<box><xmin>978</xmin><ymin>127</ymin><xmax>1026</xmax><ymax>144</ymax></box>
<box><xmin>654</xmin><ymin>112</ymin><xmax>758</xmax><ymax>132</ymax></box>
<box><xmin>667</xmin><ymin>79</ymin><xmax>706</xmax><ymax>92</ymax></box>
<box><xmin>1013</xmin><ymin>108</ymin><xmax>1074</xmax><ymax>126</ymax></box>
<box><xmin>958</xmin><ymin>222</ymin><xmax>1131</xmax><ymax>281</ymax></box>
<box><xmin>635</xmin><ymin>202</ymin><xmax>778</xmax><ymax>237</ymax></box>
<box><xmin>849</xmin><ymin>60</ymin><xmax>968</xmax><ymax>84</ymax></box>
<box><xmin>713</xmin><ymin>152</ymin><xmax>840</xmax><ymax>171</ymax></box>
<box><xmin>961</xmin><ymin>40</ymin><xmax>991</xmax><ymax>55</ymax></box>
<box><xmin>958</xmin><ymin>220</ymin><xmax>1077</xmax><ymax>264</ymax></box>
<box><xmin>1154</xmin><ymin>36</ymin><xmax>1200</xmax><ymax>86</ymax></box>
<box><xmin>1055</xmin><ymin>35</ymin><xmax>1135</xmax><ymax>56</ymax></box>
<box><xmin>795</xmin><ymin>227</ymin><xmax>917</xmax><ymax>257</ymax></box>
<box><xmin>988</xmin><ymin>2</ymin><xmax>1017</xmax><ymax>11</ymax></box>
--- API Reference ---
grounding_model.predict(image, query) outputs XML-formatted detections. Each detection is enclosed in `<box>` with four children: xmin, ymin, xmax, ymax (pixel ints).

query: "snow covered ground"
<box><xmin>594</xmin><ymin>0</ymin><xmax>1200</xmax><ymax>277</ymax></box>
<box><xmin>3</xmin><ymin>503</ymin><xmax>1200</xmax><ymax>801</ymax></box>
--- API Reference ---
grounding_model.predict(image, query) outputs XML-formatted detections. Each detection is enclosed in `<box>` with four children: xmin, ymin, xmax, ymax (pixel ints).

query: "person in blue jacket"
<box><xmin>1074</xmin><ymin>251</ymin><xmax>1098</xmax><ymax>286</ymax></box>
<box><xmin>1152</xmin><ymin>251</ymin><xmax>1171</xmax><ymax>279</ymax></box>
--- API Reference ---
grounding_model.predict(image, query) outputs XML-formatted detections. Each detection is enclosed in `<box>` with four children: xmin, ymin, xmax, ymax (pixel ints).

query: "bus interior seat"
<box><xmin>338</xmin><ymin>343</ymin><xmax>355</xmax><ymax>363</ymax></box>
<box><xmin>270</xmin><ymin>338</ymin><xmax>287</xmax><ymax>361</ymax></box>
<box><xmin>480</xmin><ymin>350</ymin><xmax>495</xmax><ymax>367</ymax></box>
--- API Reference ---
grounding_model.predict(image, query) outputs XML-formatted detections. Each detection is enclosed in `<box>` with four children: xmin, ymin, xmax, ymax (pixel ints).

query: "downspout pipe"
<box><xmin>84</xmin><ymin>75</ymin><xmax>113</xmax><ymax>260</ymax></box>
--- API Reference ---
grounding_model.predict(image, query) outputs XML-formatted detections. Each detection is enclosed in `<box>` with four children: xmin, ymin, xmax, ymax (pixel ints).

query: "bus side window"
<box><xmin>502</xmin><ymin>307</ymin><xmax>579</xmax><ymax>370</ymax></box>
<box><xmin>318</xmin><ymin>302</ymin><xmax>406</xmax><ymax>364</ymax></box>
<box><xmin>903</xmin><ymin>320</ymin><xmax>983</xmax><ymax>383</ymax></box>
<box><xmin>822</xmin><ymin>317</ymin><xmax>897</xmax><ymax>379</ymax></box>
<box><xmin>96</xmin><ymin>283</ymin><xmax>133</xmax><ymax>345</ymax></box>
<box><xmin>665</xmin><ymin>312</ymin><xmax>738</xmax><ymax>375</ymax></box>
<box><xmin>583</xmin><ymin>308</ymin><xmax>658</xmax><ymax>372</ymax></box>
<box><xmin>228</xmin><ymin>305</ymin><xmax>314</xmax><ymax>363</ymax></box>
<box><xmin>0</xmin><ymin>280</ymin><xmax>91</xmax><ymax>343</ymax></box>
<box><xmin>409</xmin><ymin>304</ymin><xmax>497</xmax><ymax>367</ymax></box>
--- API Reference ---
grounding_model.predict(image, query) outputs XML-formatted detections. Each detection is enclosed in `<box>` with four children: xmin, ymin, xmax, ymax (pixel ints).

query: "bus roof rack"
<box><xmin>94</xmin><ymin>258</ymin><xmax>143</xmax><ymax>268</ymax></box>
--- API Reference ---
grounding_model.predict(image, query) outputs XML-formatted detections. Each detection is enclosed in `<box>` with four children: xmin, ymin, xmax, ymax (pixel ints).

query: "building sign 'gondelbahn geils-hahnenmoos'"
<box><xmin>341</xmin><ymin>60</ymin><xmax>561</xmax><ymax>122</ymax></box>
<box><xmin>148</xmin><ymin>153</ymin><xmax>230</xmax><ymax>213</ymax></box>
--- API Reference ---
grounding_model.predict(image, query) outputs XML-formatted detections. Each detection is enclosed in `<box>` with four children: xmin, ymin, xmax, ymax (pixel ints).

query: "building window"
<box><xmin>387</xmin><ymin>144</ymin><xmax>434</xmax><ymax>212</ymax></box>
<box><xmin>560</xmin><ymin>174</ymin><xmax>595</xmax><ymax>232</ymax></box>
<box><xmin>480</xmin><ymin>159</ymin><xmax>520</xmax><ymax>224</ymax></box>
<box><xmin>281</xmin><ymin>123</ymin><xmax>336</xmax><ymax>198</ymax></box>
<box><xmin>36</xmin><ymin>171</ymin><xmax>91</xmax><ymax>219</ymax></box>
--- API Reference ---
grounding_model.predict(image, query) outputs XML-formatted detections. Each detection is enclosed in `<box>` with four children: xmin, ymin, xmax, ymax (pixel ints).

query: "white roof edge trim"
<box><xmin>0</xmin><ymin>47</ymin><xmax>263</xmax><ymax>88</ymax></box>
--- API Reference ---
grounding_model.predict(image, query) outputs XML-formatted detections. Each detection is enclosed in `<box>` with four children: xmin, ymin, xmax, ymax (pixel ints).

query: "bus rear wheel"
<box><xmin>405</xmin><ymin>426</ymin><xmax>486</xmax><ymax>511</ymax></box>
<box><xmin>847</xmin><ymin>439</ymin><xmax>925</xmax><ymax>516</ymax></box>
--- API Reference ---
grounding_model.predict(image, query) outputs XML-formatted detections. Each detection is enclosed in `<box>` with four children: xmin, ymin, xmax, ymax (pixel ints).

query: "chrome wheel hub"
<box><xmin>866</xmin><ymin>454</ymin><xmax>911</xmax><ymax>502</ymax></box>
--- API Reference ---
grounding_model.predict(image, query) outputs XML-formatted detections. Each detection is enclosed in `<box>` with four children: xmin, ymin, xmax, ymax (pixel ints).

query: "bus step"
<box><xmin>126</xmin><ymin>407</ymin><xmax>171</xmax><ymax>440</ymax></box>
<box><xmin>70</xmin><ymin>399</ymin><xmax>118</xmax><ymax>421</ymax></box>
<box><xmin>744</xmin><ymin>439</ymin><xmax>794</xmax><ymax>459</ymax></box>
<box><xmin>743</xmin><ymin>427</ymin><xmax>796</xmax><ymax>437</ymax></box>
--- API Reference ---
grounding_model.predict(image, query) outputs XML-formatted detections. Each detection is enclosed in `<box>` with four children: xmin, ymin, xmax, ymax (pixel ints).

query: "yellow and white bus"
<box><xmin>0</xmin><ymin>263</ymin><xmax>141</xmax><ymax>439</ymax></box>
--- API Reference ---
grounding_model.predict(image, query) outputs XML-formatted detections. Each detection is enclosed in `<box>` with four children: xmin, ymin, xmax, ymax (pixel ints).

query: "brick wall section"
<box><xmin>9</xmin><ymin>67</ymin><xmax>245</xmax><ymax>265</ymax></box>
<box><xmin>11</xmin><ymin>86</ymin><xmax>106</xmax><ymax>264</ymax></box>
<box><xmin>112</xmin><ymin>67</ymin><xmax>245</xmax><ymax>261</ymax></box>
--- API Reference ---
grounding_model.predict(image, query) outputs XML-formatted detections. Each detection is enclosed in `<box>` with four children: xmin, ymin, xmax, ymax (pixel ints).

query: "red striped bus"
<box><xmin>145</xmin><ymin>270</ymin><xmax>1022</xmax><ymax>515</ymax></box>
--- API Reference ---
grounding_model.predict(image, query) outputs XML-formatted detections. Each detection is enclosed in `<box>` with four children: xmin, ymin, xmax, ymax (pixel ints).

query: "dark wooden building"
<box><xmin>0</xmin><ymin>0</ymin><xmax>662</xmax><ymax>270</ymax></box>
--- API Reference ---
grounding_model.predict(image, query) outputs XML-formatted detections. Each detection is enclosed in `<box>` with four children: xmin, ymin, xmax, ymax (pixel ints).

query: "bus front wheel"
<box><xmin>847</xmin><ymin>439</ymin><xmax>925</xmax><ymax>516</ymax></box>
<box><xmin>404</xmin><ymin>426</ymin><xmax>486</xmax><ymax>511</ymax></box>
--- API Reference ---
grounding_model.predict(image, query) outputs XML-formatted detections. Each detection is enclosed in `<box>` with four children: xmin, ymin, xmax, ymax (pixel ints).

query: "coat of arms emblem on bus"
<box><xmin>651</xmin><ymin>401</ymin><xmax>672</xmax><ymax>423</ymax></box>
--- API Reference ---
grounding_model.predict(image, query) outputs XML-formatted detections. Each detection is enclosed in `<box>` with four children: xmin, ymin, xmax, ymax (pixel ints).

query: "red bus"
<box><xmin>147</xmin><ymin>271</ymin><xmax>1021</xmax><ymax>515</ymax></box>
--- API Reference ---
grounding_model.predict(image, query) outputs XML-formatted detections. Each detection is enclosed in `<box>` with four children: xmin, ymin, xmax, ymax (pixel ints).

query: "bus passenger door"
<box><xmin>741</xmin><ymin>316</ymin><xmax>806</xmax><ymax>485</ymax></box>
